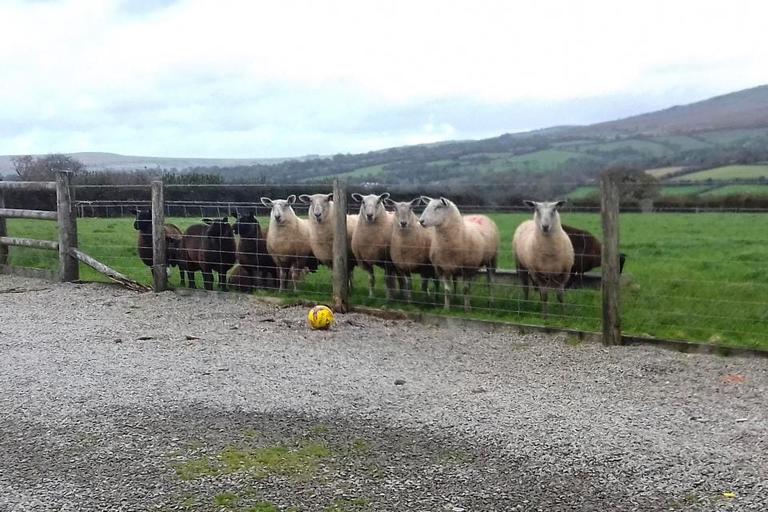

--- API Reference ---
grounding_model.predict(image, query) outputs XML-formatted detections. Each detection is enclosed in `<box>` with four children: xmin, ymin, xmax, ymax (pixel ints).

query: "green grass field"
<box><xmin>698</xmin><ymin>184</ymin><xmax>768</xmax><ymax>197</ymax></box>
<box><xmin>505</xmin><ymin>149</ymin><xmax>593</xmax><ymax>172</ymax></box>
<box><xmin>5</xmin><ymin>212</ymin><xmax>768</xmax><ymax>349</ymax></box>
<box><xmin>659</xmin><ymin>185</ymin><xmax>711</xmax><ymax>197</ymax></box>
<box><xmin>673</xmin><ymin>164</ymin><xmax>768</xmax><ymax>182</ymax></box>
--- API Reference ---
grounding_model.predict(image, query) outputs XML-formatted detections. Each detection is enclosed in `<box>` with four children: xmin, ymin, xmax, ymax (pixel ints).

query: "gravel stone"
<box><xmin>0</xmin><ymin>275</ymin><xmax>767</xmax><ymax>511</ymax></box>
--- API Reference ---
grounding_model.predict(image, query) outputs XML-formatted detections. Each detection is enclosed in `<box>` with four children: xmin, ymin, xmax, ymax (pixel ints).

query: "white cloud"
<box><xmin>1</xmin><ymin>0</ymin><xmax>767</xmax><ymax>157</ymax></box>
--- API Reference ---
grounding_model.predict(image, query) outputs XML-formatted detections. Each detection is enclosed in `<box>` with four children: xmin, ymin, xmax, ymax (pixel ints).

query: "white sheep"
<box><xmin>512</xmin><ymin>200</ymin><xmax>575</xmax><ymax>317</ymax></box>
<box><xmin>298</xmin><ymin>192</ymin><xmax>358</xmax><ymax>266</ymax></box>
<box><xmin>418</xmin><ymin>196</ymin><xmax>499</xmax><ymax>311</ymax></box>
<box><xmin>350</xmin><ymin>192</ymin><xmax>397</xmax><ymax>299</ymax></box>
<box><xmin>260</xmin><ymin>195</ymin><xmax>316</xmax><ymax>292</ymax></box>
<box><xmin>386</xmin><ymin>197</ymin><xmax>436</xmax><ymax>301</ymax></box>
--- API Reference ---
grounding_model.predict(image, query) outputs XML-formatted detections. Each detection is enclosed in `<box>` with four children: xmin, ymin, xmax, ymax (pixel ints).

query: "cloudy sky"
<box><xmin>1</xmin><ymin>0</ymin><xmax>767</xmax><ymax>158</ymax></box>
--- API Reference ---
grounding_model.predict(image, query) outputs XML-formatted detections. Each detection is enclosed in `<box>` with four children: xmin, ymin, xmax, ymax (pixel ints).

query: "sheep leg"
<box><xmin>486</xmin><ymin>262</ymin><xmax>496</xmax><ymax>309</ymax></box>
<box><xmin>185</xmin><ymin>270</ymin><xmax>196</xmax><ymax>288</ymax></box>
<box><xmin>202</xmin><ymin>270</ymin><xmax>214</xmax><ymax>291</ymax></box>
<box><xmin>540</xmin><ymin>288</ymin><xmax>548</xmax><ymax>319</ymax></box>
<box><xmin>403</xmin><ymin>273</ymin><xmax>413</xmax><ymax>303</ymax></box>
<box><xmin>218</xmin><ymin>270</ymin><xmax>228</xmax><ymax>292</ymax></box>
<box><xmin>442</xmin><ymin>275</ymin><xmax>452</xmax><ymax>310</ymax></box>
<box><xmin>383</xmin><ymin>265</ymin><xmax>393</xmax><ymax>301</ymax></box>
<box><xmin>362</xmin><ymin>263</ymin><xmax>375</xmax><ymax>298</ymax></box>
<box><xmin>518</xmin><ymin>267</ymin><xmax>530</xmax><ymax>301</ymax></box>
<box><xmin>463</xmin><ymin>275</ymin><xmax>472</xmax><ymax>312</ymax></box>
<box><xmin>557</xmin><ymin>285</ymin><xmax>566</xmax><ymax>316</ymax></box>
<box><xmin>278</xmin><ymin>267</ymin><xmax>288</xmax><ymax>292</ymax></box>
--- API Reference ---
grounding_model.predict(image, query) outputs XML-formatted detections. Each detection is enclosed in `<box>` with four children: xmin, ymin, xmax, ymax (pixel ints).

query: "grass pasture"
<box><xmin>5</xmin><ymin>211</ymin><xmax>768</xmax><ymax>349</ymax></box>
<box><xmin>672</xmin><ymin>164</ymin><xmax>768</xmax><ymax>182</ymax></box>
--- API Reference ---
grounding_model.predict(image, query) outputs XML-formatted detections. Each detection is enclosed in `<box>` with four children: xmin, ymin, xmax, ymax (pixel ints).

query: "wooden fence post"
<box><xmin>0</xmin><ymin>187</ymin><xmax>7</xmax><ymax>266</ymax></box>
<box><xmin>600</xmin><ymin>173</ymin><xmax>621</xmax><ymax>346</ymax></box>
<box><xmin>56</xmin><ymin>171</ymin><xmax>79</xmax><ymax>282</ymax></box>
<box><xmin>332</xmin><ymin>178</ymin><xmax>350</xmax><ymax>312</ymax></box>
<box><xmin>151</xmin><ymin>180</ymin><xmax>167</xmax><ymax>292</ymax></box>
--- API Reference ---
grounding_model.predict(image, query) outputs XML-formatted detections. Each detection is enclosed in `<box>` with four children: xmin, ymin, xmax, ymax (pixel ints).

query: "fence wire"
<box><xmin>0</xmin><ymin>180</ymin><xmax>760</xmax><ymax>348</ymax></box>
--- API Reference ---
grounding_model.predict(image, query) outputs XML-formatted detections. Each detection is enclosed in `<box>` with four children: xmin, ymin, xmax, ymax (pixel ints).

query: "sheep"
<box><xmin>297</xmin><ymin>193</ymin><xmax>358</xmax><ymax>283</ymax></box>
<box><xmin>385</xmin><ymin>197</ymin><xmax>437</xmax><ymax>301</ymax></box>
<box><xmin>178</xmin><ymin>216</ymin><xmax>237</xmax><ymax>291</ymax></box>
<box><xmin>260</xmin><ymin>195</ymin><xmax>317</xmax><ymax>291</ymax></box>
<box><xmin>232</xmin><ymin>209</ymin><xmax>277</xmax><ymax>289</ymax></box>
<box><xmin>132</xmin><ymin>208</ymin><xmax>184</xmax><ymax>285</ymax></box>
<box><xmin>350</xmin><ymin>192</ymin><xmax>398</xmax><ymax>299</ymax></box>
<box><xmin>560</xmin><ymin>224</ymin><xmax>627</xmax><ymax>287</ymax></box>
<box><xmin>512</xmin><ymin>200</ymin><xmax>574</xmax><ymax>317</ymax></box>
<box><xmin>418</xmin><ymin>196</ymin><xmax>499</xmax><ymax>311</ymax></box>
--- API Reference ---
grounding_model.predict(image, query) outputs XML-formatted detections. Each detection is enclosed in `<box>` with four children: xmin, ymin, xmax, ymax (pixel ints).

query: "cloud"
<box><xmin>0</xmin><ymin>0</ymin><xmax>767</xmax><ymax>157</ymax></box>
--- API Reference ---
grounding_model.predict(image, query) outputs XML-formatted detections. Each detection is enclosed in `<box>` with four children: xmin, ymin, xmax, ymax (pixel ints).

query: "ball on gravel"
<box><xmin>307</xmin><ymin>305</ymin><xmax>334</xmax><ymax>330</ymax></box>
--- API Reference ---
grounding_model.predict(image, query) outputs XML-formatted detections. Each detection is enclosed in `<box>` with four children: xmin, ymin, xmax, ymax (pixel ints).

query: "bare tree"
<box><xmin>12</xmin><ymin>154</ymin><xmax>85</xmax><ymax>181</ymax></box>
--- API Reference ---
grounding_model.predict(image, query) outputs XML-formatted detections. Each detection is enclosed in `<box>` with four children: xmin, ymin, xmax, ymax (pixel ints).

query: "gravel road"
<box><xmin>0</xmin><ymin>275</ymin><xmax>766</xmax><ymax>511</ymax></box>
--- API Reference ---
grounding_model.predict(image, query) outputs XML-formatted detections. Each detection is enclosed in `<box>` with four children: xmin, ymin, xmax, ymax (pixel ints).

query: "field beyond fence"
<box><xmin>2</xmin><ymin>176</ymin><xmax>767</xmax><ymax>350</ymax></box>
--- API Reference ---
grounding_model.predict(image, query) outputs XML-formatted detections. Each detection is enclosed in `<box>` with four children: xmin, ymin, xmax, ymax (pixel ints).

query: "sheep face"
<box><xmin>233</xmin><ymin>211</ymin><xmax>262</xmax><ymax>238</ymax></box>
<box><xmin>418</xmin><ymin>196</ymin><xmax>452</xmax><ymax>228</ymax></box>
<box><xmin>261</xmin><ymin>195</ymin><xmax>297</xmax><ymax>226</ymax></box>
<box><xmin>299</xmin><ymin>193</ymin><xmax>334</xmax><ymax>224</ymax></box>
<box><xmin>202</xmin><ymin>216</ymin><xmax>234</xmax><ymax>239</ymax></box>
<box><xmin>352</xmin><ymin>192</ymin><xmax>389</xmax><ymax>224</ymax></box>
<box><xmin>524</xmin><ymin>200</ymin><xmax>566</xmax><ymax>235</ymax></box>
<box><xmin>133</xmin><ymin>209</ymin><xmax>152</xmax><ymax>233</ymax></box>
<box><xmin>389</xmin><ymin>198</ymin><xmax>421</xmax><ymax>229</ymax></box>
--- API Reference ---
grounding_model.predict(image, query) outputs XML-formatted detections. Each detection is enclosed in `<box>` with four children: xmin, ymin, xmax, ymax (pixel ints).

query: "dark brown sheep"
<box><xmin>561</xmin><ymin>224</ymin><xmax>627</xmax><ymax>287</ymax></box>
<box><xmin>232</xmin><ymin>210</ymin><xmax>277</xmax><ymax>289</ymax></box>
<box><xmin>179</xmin><ymin>217</ymin><xmax>237</xmax><ymax>291</ymax></box>
<box><xmin>132</xmin><ymin>209</ymin><xmax>184</xmax><ymax>284</ymax></box>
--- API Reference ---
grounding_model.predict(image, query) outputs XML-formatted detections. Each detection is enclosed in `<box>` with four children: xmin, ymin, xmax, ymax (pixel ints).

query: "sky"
<box><xmin>1</xmin><ymin>0</ymin><xmax>767</xmax><ymax>158</ymax></box>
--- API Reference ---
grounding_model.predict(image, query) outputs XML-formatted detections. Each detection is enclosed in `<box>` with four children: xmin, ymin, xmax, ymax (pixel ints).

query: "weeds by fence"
<box><xmin>2</xmin><ymin>175</ymin><xmax>766</xmax><ymax>350</ymax></box>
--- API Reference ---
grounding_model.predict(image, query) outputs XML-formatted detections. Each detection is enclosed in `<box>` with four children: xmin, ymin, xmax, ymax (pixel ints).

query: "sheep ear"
<box><xmin>202</xmin><ymin>218</ymin><xmax>213</xmax><ymax>225</ymax></box>
<box><xmin>260</xmin><ymin>197</ymin><xmax>273</xmax><ymax>207</ymax></box>
<box><xmin>287</xmin><ymin>194</ymin><xmax>297</xmax><ymax>204</ymax></box>
<box><xmin>351</xmin><ymin>193</ymin><xmax>364</xmax><ymax>203</ymax></box>
<box><xmin>439</xmin><ymin>197</ymin><xmax>448</xmax><ymax>206</ymax></box>
<box><xmin>379</xmin><ymin>192</ymin><xmax>390</xmax><ymax>202</ymax></box>
<box><xmin>409</xmin><ymin>197</ymin><xmax>422</xmax><ymax>207</ymax></box>
<box><xmin>298</xmin><ymin>194</ymin><xmax>311</xmax><ymax>204</ymax></box>
<box><xmin>419</xmin><ymin>196</ymin><xmax>432</xmax><ymax>205</ymax></box>
<box><xmin>326</xmin><ymin>193</ymin><xmax>334</xmax><ymax>202</ymax></box>
<box><xmin>555</xmin><ymin>200</ymin><xmax>567</xmax><ymax>209</ymax></box>
<box><xmin>382</xmin><ymin>198</ymin><xmax>395</xmax><ymax>207</ymax></box>
<box><xmin>523</xmin><ymin>200</ymin><xmax>536</xmax><ymax>209</ymax></box>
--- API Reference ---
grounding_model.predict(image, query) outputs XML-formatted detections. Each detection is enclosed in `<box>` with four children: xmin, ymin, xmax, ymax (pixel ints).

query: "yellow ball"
<box><xmin>307</xmin><ymin>305</ymin><xmax>334</xmax><ymax>330</ymax></box>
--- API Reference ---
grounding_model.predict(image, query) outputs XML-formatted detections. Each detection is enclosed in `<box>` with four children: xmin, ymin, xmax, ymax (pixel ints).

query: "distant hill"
<box><xmin>0</xmin><ymin>151</ymin><xmax>318</xmax><ymax>175</ymax></box>
<box><xmin>578</xmin><ymin>85</ymin><xmax>768</xmax><ymax>136</ymax></box>
<box><xmin>4</xmin><ymin>85</ymin><xmax>768</xmax><ymax>191</ymax></box>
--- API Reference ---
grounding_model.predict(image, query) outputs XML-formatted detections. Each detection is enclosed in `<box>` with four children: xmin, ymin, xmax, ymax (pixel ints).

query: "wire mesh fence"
<box><xmin>2</xmin><ymin>179</ymin><xmax>766</xmax><ymax>349</ymax></box>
